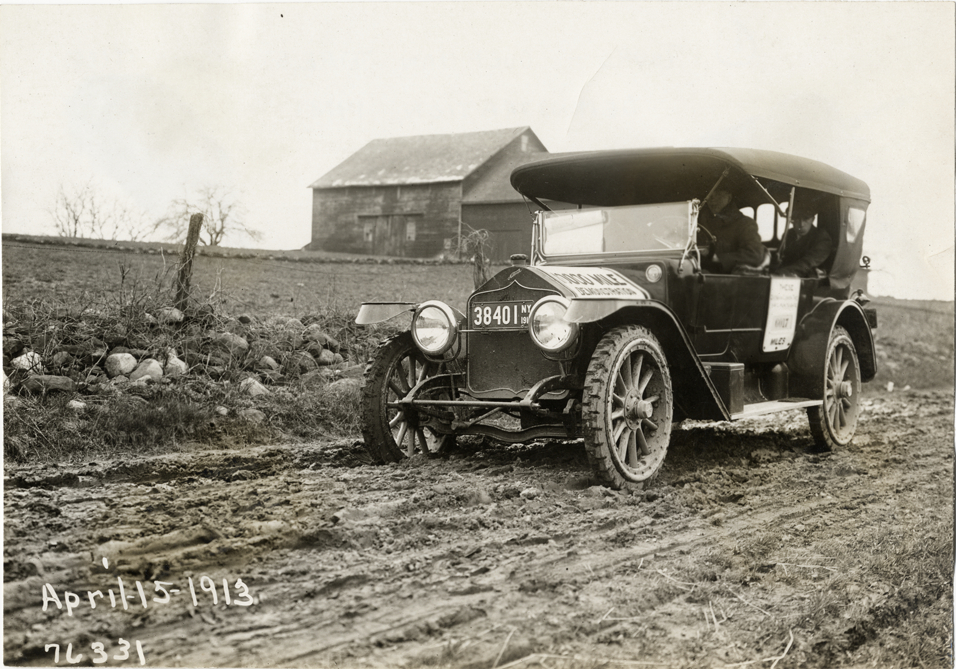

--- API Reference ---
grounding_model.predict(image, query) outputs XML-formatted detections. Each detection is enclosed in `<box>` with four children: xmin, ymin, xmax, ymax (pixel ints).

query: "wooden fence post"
<box><xmin>175</xmin><ymin>213</ymin><xmax>204</xmax><ymax>312</ymax></box>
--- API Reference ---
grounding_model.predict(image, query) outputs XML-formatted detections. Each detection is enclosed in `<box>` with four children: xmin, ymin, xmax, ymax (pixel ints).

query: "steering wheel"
<box><xmin>696</xmin><ymin>225</ymin><xmax>716</xmax><ymax>257</ymax></box>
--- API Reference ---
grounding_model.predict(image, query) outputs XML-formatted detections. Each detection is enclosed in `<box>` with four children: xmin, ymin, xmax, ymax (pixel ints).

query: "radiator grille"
<box><xmin>466</xmin><ymin>280</ymin><xmax>561</xmax><ymax>397</ymax></box>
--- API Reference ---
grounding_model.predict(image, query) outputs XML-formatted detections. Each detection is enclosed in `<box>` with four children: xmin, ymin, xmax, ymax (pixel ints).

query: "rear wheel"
<box><xmin>361</xmin><ymin>333</ymin><xmax>455</xmax><ymax>462</ymax></box>
<box><xmin>583</xmin><ymin>326</ymin><xmax>673</xmax><ymax>489</ymax></box>
<box><xmin>807</xmin><ymin>326</ymin><xmax>861</xmax><ymax>451</ymax></box>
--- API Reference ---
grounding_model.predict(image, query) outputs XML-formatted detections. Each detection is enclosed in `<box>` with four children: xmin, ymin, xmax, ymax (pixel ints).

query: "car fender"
<box><xmin>788</xmin><ymin>299</ymin><xmax>877</xmax><ymax>397</ymax></box>
<box><xmin>566</xmin><ymin>298</ymin><xmax>730</xmax><ymax>421</ymax></box>
<box><xmin>355</xmin><ymin>302</ymin><xmax>416</xmax><ymax>326</ymax></box>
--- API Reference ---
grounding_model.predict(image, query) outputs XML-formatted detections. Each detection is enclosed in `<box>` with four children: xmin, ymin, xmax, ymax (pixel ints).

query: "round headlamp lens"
<box><xmin>645</xmin><ymin>264</ymin><xmax>663</xmax><ymax>283</ymax></box>
<box><xmin>412</xmin><ymin>302</ymin><xmax>456</xmax><ymax>354</ymax></box>
<box><xmin>529</xmin><ymin>297</ymin><xmax>577</xmax><ymax>352</ymax></box>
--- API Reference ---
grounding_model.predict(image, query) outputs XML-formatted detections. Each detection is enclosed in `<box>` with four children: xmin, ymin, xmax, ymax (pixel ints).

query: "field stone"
<box><xmin>129</xmin><ymin>359</ymin><xmax>163</xmax><ymax>383</ymax></box>
<box><xmin>156</xmin><ymin>307</ymin><xmax>184</xmax><ymax>324</ymax></box>
<box><xmin>335</xmin><ymin>363</ymin><xmax>365</xmax><ymax>379</ymax></box>
<box><xmin>257</xmin><ymin>356</ymin><xmax>279</xmax><ymax>371</ymax></box>
<box><xmin>288</xmin><ymin>351</ymin><xmax>319</xmax><ymax>374</ymax></box>
<box><xmin>303</xmin><ymin>324</ymin><xmax>330</xmax><ymax>345</ymax></box>
<box><xmin>277</xmin><ymin>331</ymin><xmax>305</xmax><ymax>351</ymax></box>
<box><xmin>105</xmin><ymin>353</ymin><xmax>137</xmax><ymax>378</ymax></box>
<box><xmin>22</xmin><ymin>375</ymin><xmax>75</xmax><ymax>394</ymax></box>
<box><xmin>316</xmin><ymin>349</ymin><xmax>338</xmax><ymax>366</ymax></box>
<box><xmin>213</xmin><ymin>332</ymin><xmax>249</xmax><ymax>356</ymax></box>
<box><xmin>298</xmin><ymin>369</ymin><xmax>326</xmax><ymax>387</ymax></box>
<box><xmin>206</xmin><ymin>366</ymin><xmax>226</xmax><ymax>380</ymax></box>
<box><xmin>238</xmin><ymin>408</ymin><xmax>266</xmax><ymax>423</ymax></box>
<box><xmin>248</xmin><ymin>340</ymin><xmax>281</xmax><ymax>362</ymax></box>
<box><xmin>258</xmin><ymin>370</ymin><xmax>283</xmax><ymax>385</ymax></box>
<box><xmin>327</xmin><ymin>377</ymin><xmax>362</xmax><ymax>394</ymax></box>
<box><xmin>304</xmin><ymin>340</ymin><xmax>326</xmax><ymax>357</ymax></box>
<box><xmin>3</xmin><ymin>337</ymin><xmax>24</xmax><ymax>358</ymax></box>
<box><xmin>240</xmin><ymin>377</ymin><xmax>270</xmax><ymax>397</ymax></box>
<box><xmin>104</xmin><ymin>327</ymin><xmax>127</xmax><ymax>347</ymax></box>
<box><xmin>323</xmin><ymin>334</ymin><xmax>342</xmax><ymax>353</ymax></box>
<box><xmin>223</xmin><ymin>318</ymin><xmax>247</xmax><ymax>335</ymax></box>
<box><xmin>51</xmin><ymin>351</ymin><xmax>74</xmax><ymax>369</ymax></box>
<box><xmin>164</xmin><ymin>356</ymin><xmax>188</xmax><ymax>378</ymax></box>
<box><xmin>11</xmin><ymin>352</ymin><xmax>45</xmax><ymax>375</ymax></box>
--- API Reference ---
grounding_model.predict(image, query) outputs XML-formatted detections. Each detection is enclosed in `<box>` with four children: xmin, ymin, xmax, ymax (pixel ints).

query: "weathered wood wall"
<box><xmin>312</xmin><ymin>183</ymin><xmax>460</xmax><ymax>257</ymax></box>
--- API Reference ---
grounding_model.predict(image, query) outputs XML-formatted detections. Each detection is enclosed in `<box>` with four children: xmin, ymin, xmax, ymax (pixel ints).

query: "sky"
<box><xmin>2</xmin><ymin>2</ymin><xmax>953</xmax><ymax>300</ymax></box>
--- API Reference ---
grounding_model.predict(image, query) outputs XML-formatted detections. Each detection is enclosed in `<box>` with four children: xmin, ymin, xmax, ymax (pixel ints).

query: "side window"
<box><xmin>755</xmin><ymin>203</ymin><xmax>780</xmax><ymax>243</ymax></box>
<box><xmin>846</xmin><ymin>207</ymin><xmax>866</xmax><ymax>243</ymax></box>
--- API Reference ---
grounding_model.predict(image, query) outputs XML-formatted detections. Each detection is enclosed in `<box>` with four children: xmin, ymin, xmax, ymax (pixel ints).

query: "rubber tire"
<box><xmin>360</xmin><ymin>332</ymin><xmax>455</xmax><ymax>463</ymax></box>
<box><xmin>807</xmin><ymin>325</ymin><xmax>861</xmax><ymax>451</ymax></box>
<box><xmin>582</xmin><ymin>325</ymin><xmax>674</xmax><ymax>489</ymax></box>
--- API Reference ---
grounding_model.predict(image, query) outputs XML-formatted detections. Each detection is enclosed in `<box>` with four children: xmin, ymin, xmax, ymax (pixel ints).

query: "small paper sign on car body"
<box><xmin>536</xmin><ymin>266</ymin><xmax>650</xmax><ymax>299</ymax></box>
<box><xmin>762</xmin><ymin>277</ymin><xmax>801</xmax><ymax>352</ymax></box>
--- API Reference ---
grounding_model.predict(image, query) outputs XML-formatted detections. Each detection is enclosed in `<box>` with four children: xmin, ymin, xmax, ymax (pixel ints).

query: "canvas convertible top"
<box><xmin>510</xmin><ymin>147</ymin><xmax>871</xmax><ymax>210</ymax></box>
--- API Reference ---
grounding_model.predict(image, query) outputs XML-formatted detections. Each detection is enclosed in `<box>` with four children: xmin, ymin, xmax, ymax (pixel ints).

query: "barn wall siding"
<box><xmin>312</xmin><ymin>183</ymin><xmax>461</xmax><ymax>257</ymax></box>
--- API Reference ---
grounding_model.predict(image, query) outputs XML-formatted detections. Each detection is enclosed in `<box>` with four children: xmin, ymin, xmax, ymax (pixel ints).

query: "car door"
<box><xmin>692</xmin><ymin>274</ymin><xmax>772</xmax><ymax>361</ymax></box>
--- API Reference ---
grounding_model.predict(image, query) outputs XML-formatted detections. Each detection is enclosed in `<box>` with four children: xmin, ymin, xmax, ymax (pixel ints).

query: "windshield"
<box><xmin>539</xmin><ymin>201</ymin><xmax>696</xmax><ymax>258</ymax></box>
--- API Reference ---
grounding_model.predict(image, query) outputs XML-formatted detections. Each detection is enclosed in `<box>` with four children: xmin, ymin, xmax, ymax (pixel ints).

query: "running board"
<box><xmin>731</xmin><ymin>399</ymin><xmax>822</xmax><ymax>420</ymax></box>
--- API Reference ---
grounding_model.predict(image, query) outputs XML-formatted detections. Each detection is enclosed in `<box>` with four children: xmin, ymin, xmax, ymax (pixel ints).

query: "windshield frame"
<box><xmin>534</xmin><ymin>200</ymin><xmax>699</xmax><ymax>265</ymax></box>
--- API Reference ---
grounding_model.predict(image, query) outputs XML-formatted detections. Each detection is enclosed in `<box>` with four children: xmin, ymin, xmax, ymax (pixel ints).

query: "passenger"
<box><xmin>774</xmin><ymin>210</ymin><xmax>833</xmax><ymax>278</ymax></box>
<box><xmin>697</xmin><ymin>188</ymin><xmax>766</xmax><ymax>273</ymax></box>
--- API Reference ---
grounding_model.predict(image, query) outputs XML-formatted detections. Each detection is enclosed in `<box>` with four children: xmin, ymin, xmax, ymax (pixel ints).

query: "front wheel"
<box><xmin>361</xmin><ymin>332</ymin><xmax>455</xmax><ymax>462</ymax></box>
<box><xmin>807</xmin><ymin>326</ymin><xmax>861</xmax><ymax>451</ymax></box>
<box><xmin>583</xmin><ymin>326</ymin><xmax>674</xmax><ymax>489</ymax></box>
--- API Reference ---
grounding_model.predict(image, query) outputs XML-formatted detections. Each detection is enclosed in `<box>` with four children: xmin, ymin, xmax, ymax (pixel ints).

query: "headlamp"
<box><xmin>528</xmin><ymin>296</ymin><xmax>579</xmax><ymax>353</ymax></box>
<box><xmin>411</xmin><ymin>301</ymin><xmax>459</xmax><ymax>356</ymax></box>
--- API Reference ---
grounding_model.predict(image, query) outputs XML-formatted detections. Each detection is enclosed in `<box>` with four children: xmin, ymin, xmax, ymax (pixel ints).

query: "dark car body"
<box><xmin>357</xmin><ymin>147</ymin><xmax>877</xmax><ymax>488</ymax></box>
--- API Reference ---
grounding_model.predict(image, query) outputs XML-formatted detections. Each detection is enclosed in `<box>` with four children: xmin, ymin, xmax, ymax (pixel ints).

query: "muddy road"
<box><xmin>4</xmin><ymin>390</ymin><xmax>953</xmax><ymax>668</ymax></box>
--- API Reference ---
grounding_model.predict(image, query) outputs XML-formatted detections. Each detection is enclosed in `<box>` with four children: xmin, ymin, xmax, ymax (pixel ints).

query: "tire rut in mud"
<box><xmin>4</xmin><ymin>391</ymin><xmax>953</xmax><ymax>667</ymax></box>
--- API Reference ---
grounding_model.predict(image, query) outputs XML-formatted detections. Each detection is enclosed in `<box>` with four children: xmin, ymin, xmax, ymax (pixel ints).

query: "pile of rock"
<box><xmin>2</xmin><ymin>309</ymin><xmax>365</xmax><ymax>398</ymax></box>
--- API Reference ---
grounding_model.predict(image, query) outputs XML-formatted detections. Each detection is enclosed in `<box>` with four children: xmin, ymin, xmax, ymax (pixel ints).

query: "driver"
<box><xmin>697</xmin><ymin>188</ymin><xmax>766</xmax><ymax>273</ymax></box>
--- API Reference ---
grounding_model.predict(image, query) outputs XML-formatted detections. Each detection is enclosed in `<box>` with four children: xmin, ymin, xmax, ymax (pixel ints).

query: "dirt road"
<box><xmin>4</xmin><ymin>390</ymin><xmax>953</xmax><ymax>668</ymax></box>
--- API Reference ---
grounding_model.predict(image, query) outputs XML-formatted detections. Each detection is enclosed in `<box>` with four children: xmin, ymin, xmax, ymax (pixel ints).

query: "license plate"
<box><xmin>470</xmin><ymin>301</ymin><xmax>533</xmax><ymax>329</ymax></box>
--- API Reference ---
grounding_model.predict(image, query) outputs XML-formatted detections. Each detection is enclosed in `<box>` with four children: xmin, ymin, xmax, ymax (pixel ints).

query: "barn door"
<box><xmin>365</xmin><ymin>215</ymin><xmax>407</xmax><ymax>256</ymax></box>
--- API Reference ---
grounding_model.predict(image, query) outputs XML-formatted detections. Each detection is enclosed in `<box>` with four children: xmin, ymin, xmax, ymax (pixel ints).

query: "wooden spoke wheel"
<box><xmin>583</xmin><ymin>325</ymin><xmax>673</xmax><ymax>489</ymax></box>
<box><xmin>361</xmin><ymin>332</ymin><xmax>455</xmax><ymax>462</ymax></box>
<box><xmin>808</xmin><ymin>326</ymin><xmax>861</xmax><ymax>450</ymax></box>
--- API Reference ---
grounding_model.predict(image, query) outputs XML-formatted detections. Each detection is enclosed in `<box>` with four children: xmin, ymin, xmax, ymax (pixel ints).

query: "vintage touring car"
<box><xmin>357</xmin><ymin>147</ymin><xmax>877</xmax><ymax>488</ymax></box>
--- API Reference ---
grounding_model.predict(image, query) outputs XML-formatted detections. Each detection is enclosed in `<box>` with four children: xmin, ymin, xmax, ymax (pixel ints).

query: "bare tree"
<box><xmin>50</xmin><ymin>181</ymin><xmax>151</xmax><ymax>241</ymax></box>
<box><xmin>51</xmin><ymin>182</ymin><xmax>93</xmax><ymax>238</ymax></box>
<box><xmin>155</xmin><ymin>185</ymin><xmax>262</xmax><ymax>247</ymax></box>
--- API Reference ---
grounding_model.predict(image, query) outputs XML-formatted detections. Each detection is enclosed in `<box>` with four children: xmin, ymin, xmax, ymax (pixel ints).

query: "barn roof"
<box><xmin>310</xmin><ymin>127</ymin><xmax>539</xmax><ymax>188</ymax></box>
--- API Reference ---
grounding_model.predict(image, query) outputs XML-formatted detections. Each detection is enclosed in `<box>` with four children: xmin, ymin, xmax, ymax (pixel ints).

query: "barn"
<box><xmin>308</xmin><ymin>127</ymin><xmax>548</xmax><ymax>261</ymax></box>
